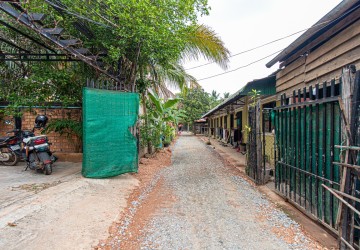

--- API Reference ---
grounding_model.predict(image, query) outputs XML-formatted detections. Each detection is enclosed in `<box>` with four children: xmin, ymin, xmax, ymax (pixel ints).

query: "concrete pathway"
<box><xmin>0</xmin><ymin>162</ymin><xmax>138</xmax><ymax>250</ymax></box>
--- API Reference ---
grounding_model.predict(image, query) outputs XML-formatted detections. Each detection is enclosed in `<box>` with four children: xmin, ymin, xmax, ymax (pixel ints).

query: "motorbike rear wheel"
<box><xmin>44</xmin><ymin>164</ymin><xmax>52</xmax><ymax>175</ymax></box>
<box><xmin>1</xmin><ymin>148</ymin><xmax>18</xmax><ymax>166</ymax></box>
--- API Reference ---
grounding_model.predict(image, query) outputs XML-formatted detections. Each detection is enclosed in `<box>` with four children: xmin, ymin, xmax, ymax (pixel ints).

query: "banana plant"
<box><xmin>147</xmin><ymin>92</ymin><xmax>181</xmax><ymax>123</ymax></box>
<box><xmin>145</xmin><ymin>92</ymin><xmax>181</xmax><ymax>149</ymax></box>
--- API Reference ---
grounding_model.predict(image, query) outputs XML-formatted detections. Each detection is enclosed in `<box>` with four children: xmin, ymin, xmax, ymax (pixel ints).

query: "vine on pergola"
<box><xmin>0</xmin><ymin>0</ymin><xmax>229</xmax><ymax>115</ymax></box>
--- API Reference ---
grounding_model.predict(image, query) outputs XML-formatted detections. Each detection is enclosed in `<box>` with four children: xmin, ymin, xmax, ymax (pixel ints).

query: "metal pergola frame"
<box><xmin>0</xmin><ymin>0</ymin><xmax>118</xmax><ymax>79</ymax></box>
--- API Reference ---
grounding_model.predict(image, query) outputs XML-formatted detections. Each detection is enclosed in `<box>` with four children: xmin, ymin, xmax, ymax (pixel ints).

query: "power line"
<box><xmin>197</xmin><ymin>49</ymin><xmax>283</xmax><ymax>81</ymax></box>
<box><xmin>185</xmin><ymin>28</ymin><xmax>307</xmax><ymax>71</ymax></box>
<box><xmin>186</xmin><ymin>3</ymin><xmax>360</xmax><ymax>71</ymax></box>
<box><xmin>186</xmin><ymin>25</ymin><xmax>322</xmax><ymax>71</ymax></box>
<box><xmin>185</xmin><ymin>26</ymin><xmax>318</xmax><ymax>71</ymax></box>
<box><xmin>193</xmin><ymin>3</ymin><xmax>360</xmax><ymax>81</ymax></box>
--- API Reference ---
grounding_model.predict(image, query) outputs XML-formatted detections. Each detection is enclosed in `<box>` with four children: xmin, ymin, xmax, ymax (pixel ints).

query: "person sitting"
<box><xmin>178</xmin><ymin>123</ymin><xmax>183</xmax><ymax>135</ymax></box>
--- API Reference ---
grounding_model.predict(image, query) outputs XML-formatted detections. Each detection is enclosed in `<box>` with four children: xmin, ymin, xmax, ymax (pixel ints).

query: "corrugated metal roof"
<box><xmin>239</xmin><ymin>75</ymin><xmax>276</xmax><ymax>96</ymax></box>
<box><xmin>201</xmin><ymin>74</ymin><xmax>276</xmax><ymax>118</ymax></box>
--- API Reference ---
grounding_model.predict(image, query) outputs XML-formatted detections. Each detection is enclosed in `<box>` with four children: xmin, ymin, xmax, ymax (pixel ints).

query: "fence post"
<box><xmin>256</xmin><ymin>100</ymin><xmax>263</xmax><ymax>184</ymax></box>
<box><xmin>338</xmin><ymin>67</ymin><xmax>357</xmax><ymax>249</ymax></box>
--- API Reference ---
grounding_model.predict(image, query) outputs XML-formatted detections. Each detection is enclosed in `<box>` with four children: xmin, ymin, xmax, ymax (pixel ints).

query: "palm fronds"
<box><xmin>181</xmin><ymin>24</ymin><xmax>230</xmax><ymax>70</ymax></box>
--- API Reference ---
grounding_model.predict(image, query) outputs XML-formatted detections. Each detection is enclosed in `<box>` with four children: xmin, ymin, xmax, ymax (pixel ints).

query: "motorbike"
<box><xmin>23</xmin><ymin>134</ymin><xmax>53</xmax><ymax>175</ymax></box>
<box><xmin>0</xmin><ymin>131</ymin><xmax>21</xmax><ymax>166</ymax></box>
<box><xmin>0</xmin><ymin>117</ymin><xmax>36</xmax><ymax>166</ymax></box>
<box><xmin>23</xmin><ymin>115</ymin><xmax>56</xmax><ymax>175</ymax></box>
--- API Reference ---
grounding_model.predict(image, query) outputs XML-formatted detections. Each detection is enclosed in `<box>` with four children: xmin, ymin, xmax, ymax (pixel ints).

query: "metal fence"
<box><xmin>273</xmin><ymin>80</ymin><xmax>342</xmax><ymax>233</ymax></box>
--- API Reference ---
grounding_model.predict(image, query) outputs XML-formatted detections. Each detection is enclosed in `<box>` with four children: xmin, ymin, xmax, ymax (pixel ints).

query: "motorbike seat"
<box><xmin>0</xmin><ymin>136</ymin><xmax>9</xmax><ymax>143</ymax></box>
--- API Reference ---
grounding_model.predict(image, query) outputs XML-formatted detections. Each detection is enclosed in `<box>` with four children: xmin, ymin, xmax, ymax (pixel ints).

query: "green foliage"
<box><xmin>211</xmin><ymin>90</ymin><xmax>220</xmax><ymax>100</ymax></box>
<box><xmin>1</xmin><ymin>1</ymin><xmax>230</xmax><ymax>114</ymax></box>
<box><xmin>136</xmin><ymin>79</ymin><xmax>153</xmax><ymax>94</ymax></box>
<box><xmin>249</xmin><ymin>89</ymin><xmax>261</xmax><ymax>107</ymax></box>
<box><xmin>163</xmin><ymin>124</ymin><xmax>175</xmax><ymax>141</ymax></box>
<box><xmin>43</xmin><ymin>119</ymin><xmax>82</xmax><ymax>139</ymax></box>
<box><xmin>43</xmin><ymin>118</ymin><xmax>82</xmax><ymax>152</ymax></box>
<box><xmin>223</xmin><ymin>92</ymin><xmax>230</xmax><ymax>99</ymax></box>
<box><xmin>178</xmin><ymin>87</ymin><xmax>218</xmax><ymax>124</ymax></box>
<box><xmin>140</xmin><ymin>92</ymin><xmax>181</xmax><ymax>150</ymax></box>
<box><xmin>0</xmin><ymin>62</ymin><xmax>88</xmax><ymax>116</ymax></box>
<box><xmin>22</xmin><ymin>0</ymin><xmax>211</xmax><ymax>81</ymax></box>
<box><xmin>181</xmin><ymin>24</ymin><xmax>230</xmax><ymax>69</ymax></box>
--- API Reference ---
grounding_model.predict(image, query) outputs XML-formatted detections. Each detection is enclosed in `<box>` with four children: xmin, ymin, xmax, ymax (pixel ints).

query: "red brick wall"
<box><xmin>0</xmin><ymin>108</ymin><xmax>82</xmax><ymax>153</ymax></box>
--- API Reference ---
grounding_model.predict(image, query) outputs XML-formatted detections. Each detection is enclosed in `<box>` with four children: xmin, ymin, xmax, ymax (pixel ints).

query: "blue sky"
<box><xmin>183</xmin><ymin>0</ymin><xmax>342</xmax><ymax>96</ymax></box>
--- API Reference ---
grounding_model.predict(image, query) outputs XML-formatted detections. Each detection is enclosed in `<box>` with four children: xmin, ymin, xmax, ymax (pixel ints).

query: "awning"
<box><xmin>202</xmin><ymin>74</ymin><xmax>276</xmax><ymax>118</ymax></box>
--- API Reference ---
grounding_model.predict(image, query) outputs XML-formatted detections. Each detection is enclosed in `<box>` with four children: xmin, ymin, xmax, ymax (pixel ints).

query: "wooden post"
<box><xmin>256</xmin><ymin>100</ymin><xmax>263</xmax><ymax>184</ymax></box>
<box><xmin>337</xmin><ymin>67</ymin><xmax>356</xmax><ymax>248</ymax></box>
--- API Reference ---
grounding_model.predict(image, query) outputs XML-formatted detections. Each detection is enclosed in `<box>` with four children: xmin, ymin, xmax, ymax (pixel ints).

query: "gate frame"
<box><xmin>247</xmin><ymin>100</ymin><xmax>264</xmax><ymax>184</ymax></box>
<box><xmin>273</xmin><ymin>79</ymin><xmax>341</xmax><ymax>236</ymax></box>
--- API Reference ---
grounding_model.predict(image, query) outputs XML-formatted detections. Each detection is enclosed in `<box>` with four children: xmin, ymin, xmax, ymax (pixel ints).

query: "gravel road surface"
<box><xmin>138</xmin><ymin>133</ymin><xmax>319</xmax><ymax>249</ymax></box>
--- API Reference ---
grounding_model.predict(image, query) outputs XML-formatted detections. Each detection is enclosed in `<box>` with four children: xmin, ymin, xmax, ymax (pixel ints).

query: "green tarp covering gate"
<box><xmin>82</xmin><ymin>88</ymin><xmax>139</xmax><ymax>178</ymax></box>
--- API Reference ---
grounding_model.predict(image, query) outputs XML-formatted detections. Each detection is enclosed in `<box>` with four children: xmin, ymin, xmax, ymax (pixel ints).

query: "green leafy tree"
<box><xmin>178</xmin><ymin>87</ymin><xmax>214</xmax><ymax>125</ymax></box>
<box><xmin>4</xmin><ymin>1</ymin><xmax>229</xmax><ymax>94</ymax></box>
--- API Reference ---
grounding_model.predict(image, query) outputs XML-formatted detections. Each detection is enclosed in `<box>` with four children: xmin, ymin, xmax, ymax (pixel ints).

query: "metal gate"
<box><xmin>274</xmin><ymin>80</ymin><xmax>342</xmax><ymax>233</ymax></box>
<box><xmin>82</xmin><ymin>79</ymin><xmax>139</xmax><ymax>178</ymax></box>
<box><xmin>247</xmin><ymin>101</ymin><xmax>264</xmax><ymax>184</ymax></box>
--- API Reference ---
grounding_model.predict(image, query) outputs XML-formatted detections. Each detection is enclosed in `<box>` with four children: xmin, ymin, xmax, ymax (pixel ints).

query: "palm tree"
<box><xmin>211</xmin><ymin>90</ymin><xmax>220</xmax><ymax>100</ymax></box>
<box><xmin>142</xmin><ymin>24</ymin><xmax>230</xmax><ymax>98</ymax></box>
<box><xmin>181</xmin><ymin>24</ymin><xmax>230</xmax><ymax>70</ymax></box>
<box><xmin>139</xmin><ymin>24</ymin><xmax>229</xmax><ymax>152</ymax></box>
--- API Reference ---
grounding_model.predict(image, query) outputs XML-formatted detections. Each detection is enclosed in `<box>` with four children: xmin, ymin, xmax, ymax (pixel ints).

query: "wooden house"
<box><xmin>266</xmin><ymin>0</ymin><xmax>360</xmax><ymax>96</ymax></box>
<box><xmin>266</xmin><ymin>0</ymin><xmax>360</xmax><ymax>247</ymax></box>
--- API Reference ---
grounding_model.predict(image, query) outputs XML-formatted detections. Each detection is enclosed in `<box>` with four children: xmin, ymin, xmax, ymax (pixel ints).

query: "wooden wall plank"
<box><xmin>276</xmin><ymin>15</ymin><xmax>360</xmax><ymax>95</ymax></box>
<box><xmin>306</xmin><ymin>19</ymin><xmax>360</xmax><ymax>65</ymax></box>
<box><xmin>305</xmin><ymin>47</ymin><xmax>360</xmax><ymax>82</ymax></box>
<box><xmin>306</xmin><ymin>36</ymin><xmax>360</xmax><ymax>73</ymax></box>
<box><xmin>280</xmin><ymin>8</ymin><xmax>360</xmax><ymax>68</ymax></box>
<box><xmin>280</xmin><ymin>82</ymin><xmax>307</xmax><ymax>99</ymax></box>
<box><xmin>276</xmin><ymin>20</ymin><xmax>360</xmax><ymax>90</ymax></box>
<box><xmin>277</xmin><ymin>75</ymin><xmax>304</xmax><ymax>92</ymax></box>
<box><xmin>277</xmin><ymin>56</ymin><xmax>306</xmax><ymax>80</ymax></box>
<box><xmin>276</xmin><ymin>64</ymin><xmax>305</xmax><ymax>88</ymax></box>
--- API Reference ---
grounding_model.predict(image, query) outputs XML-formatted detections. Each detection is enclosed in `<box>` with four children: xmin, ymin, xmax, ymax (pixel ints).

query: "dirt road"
<box><xmin>102</xmin><ymin>133</ymin><xmax>327</xmax><ymax>249</ymax></box>
<box><xmin>1</xmin><ymin>134</ymin><xmax>331</xmax><ymax>249</ymax></box>
<box><xmin>0</xmin><ymin>162</ymin><xmax>138</xmax><ymax>250</ymax></box>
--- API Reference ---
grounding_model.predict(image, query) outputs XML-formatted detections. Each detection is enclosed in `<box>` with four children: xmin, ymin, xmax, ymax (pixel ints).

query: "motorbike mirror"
<box><xmin>4</xmin><ymin>120</ymin><xmax>12</xmax><ymax>125</ymax></box>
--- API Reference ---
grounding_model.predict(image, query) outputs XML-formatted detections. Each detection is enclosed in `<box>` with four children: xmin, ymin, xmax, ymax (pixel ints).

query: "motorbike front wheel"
<box><xmin>44</xmin><ymin>164</ymin><xmax>52</xmax><ymax>175</ymax></box>
<box><xmin>1</xmin><ymin>148</ymin><xmax>18</xmax><ymax>166</ymax></box>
